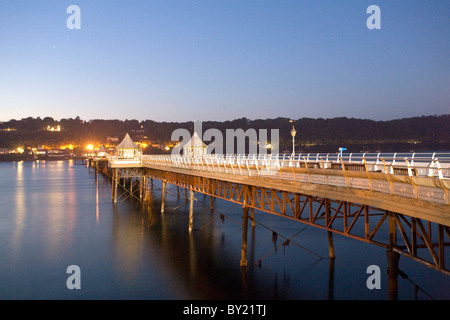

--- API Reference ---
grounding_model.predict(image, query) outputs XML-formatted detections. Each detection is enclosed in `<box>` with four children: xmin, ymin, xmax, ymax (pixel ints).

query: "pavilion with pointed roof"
<box><xmin>116</xmin><ymin>133</ymin><xmax>140</xmax><ymax>159</ymax></box>
<box><xmin>183</xmin><ymin>132</ymin><xmax>207</xmax><ymax>157</ymax></box>
<box><xmin>97</xmin><ymin>145</ymin><xmax>108</xmax><ymax>158</ymax></box>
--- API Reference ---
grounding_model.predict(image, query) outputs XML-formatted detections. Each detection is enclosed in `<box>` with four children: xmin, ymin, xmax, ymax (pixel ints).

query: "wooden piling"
<box><xmin>386</xmin><ymin>250</ymin><xmax>400</xmax><ymax>300</ymax></box>
<box><xmin>113</xmin><ymin>168</ymin><xmax>118</xmax><ymax>204</ymax></box>
<box><xmin>325</xmin><ymin>199</ymin><xmax>335</xmax><ymax>259</ymax></box>
<box><xmin>111</xmin><ymin>168</ymin><xmax>115</xmax><ymax>201</ymax></box>
<box><xmin>189</xmin><ymin>189</ymin><xmax>194</xmax><ymax>232</ymax></box>
<box><xmin>240</xmin><ymin>205</ymin><xmax>249</xmax><ymax>267</ymax></box>
<box><xmin>161</xmin><ymin>181</ymin><xmax>166</xmax><ymax>213</ymax></box>
<box><xmin>388</xmin><ymin>211</ymin><xmax>397</xmax><ymax>249</ymax></box>
<box><xmin>328</xmin><ymin>232</ymin><xmax>335</xmax><ymax>259</ymax></box>
<box><xmin>139</xmin><ymin>176</ymin><xmax>143</xmax><ymax>201</ymax></box>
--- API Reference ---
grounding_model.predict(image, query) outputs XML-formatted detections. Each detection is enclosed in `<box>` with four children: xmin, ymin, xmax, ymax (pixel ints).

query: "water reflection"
<box><xmin>12</xmin><ymin>161</ymin><xmax>25</xmax><ymax>255</ymax></box>
<box><xmin>96</xmin><ymin>177</ymin><xmax>99</xmax><ymax>224</ymax></box>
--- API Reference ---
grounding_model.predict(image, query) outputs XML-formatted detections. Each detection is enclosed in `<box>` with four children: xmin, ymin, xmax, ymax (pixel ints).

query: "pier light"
<box><xmin>86</xmin><ymin>144</ymin><xmax>94</xmax><ymax>151</ymax></box>
<box><xmin>290</xmin><ymin>125</ymin><xmax>297</xmax><ymax>155</ymax></box>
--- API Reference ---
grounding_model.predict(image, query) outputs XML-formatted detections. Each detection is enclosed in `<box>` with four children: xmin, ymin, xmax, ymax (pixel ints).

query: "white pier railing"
<box><xmin>139</xmin><ymin>152</ymin><xmax>450</xmax><ymax>205</ymax></box>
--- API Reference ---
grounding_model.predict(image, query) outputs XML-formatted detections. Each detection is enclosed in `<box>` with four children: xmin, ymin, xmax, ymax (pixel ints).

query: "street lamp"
<box><xmin>290</xmin><ymin>125</ymin><xmax>297</xmax><ymax>155</ymax></box>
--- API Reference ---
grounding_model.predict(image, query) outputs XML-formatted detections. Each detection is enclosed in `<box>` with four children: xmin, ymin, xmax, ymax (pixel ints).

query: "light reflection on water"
<box><xmin>0</xmin><ymin>160</ymin><xmax>448</xmax><ymax>300</ymax></box>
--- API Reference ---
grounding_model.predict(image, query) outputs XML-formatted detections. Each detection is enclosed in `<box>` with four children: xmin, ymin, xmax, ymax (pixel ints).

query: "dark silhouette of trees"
<box><xmin>0</xmin><ymin>114</ymin><xmax>448</xmax><ymax>153</ymax></box>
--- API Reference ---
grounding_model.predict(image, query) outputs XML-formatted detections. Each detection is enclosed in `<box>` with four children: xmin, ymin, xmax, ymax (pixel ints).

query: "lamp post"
<box><xmin>290</xmin><ymin>125</ymin><xmax>297</xmax><ymax>155</ymax></box>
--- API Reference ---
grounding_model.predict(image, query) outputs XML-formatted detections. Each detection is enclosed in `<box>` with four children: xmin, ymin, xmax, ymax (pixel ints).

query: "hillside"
<box><xmin>0</xmin><ymin>115</ymin><xmax>449</xmax><ymax>155</ymax></box>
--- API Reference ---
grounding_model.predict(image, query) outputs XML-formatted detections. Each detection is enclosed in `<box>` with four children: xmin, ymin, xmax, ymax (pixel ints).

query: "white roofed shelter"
<box><xmin>116</xmin><ymin>133</ymin><xmax>140</xmax><ymax>159</ymax></box>
<box><xmin>97</xmin><ymin>145</ymin><xmax>107</xmax><ymax>157</ymax></box>
<box><xmin>183</xmin><ymin>132</ymin><xmax>207</xmax><ymax>158</ymax></box>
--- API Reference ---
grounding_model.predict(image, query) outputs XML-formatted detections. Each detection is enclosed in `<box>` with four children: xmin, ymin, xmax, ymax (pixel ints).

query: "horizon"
<box><xmin>1</xmin><ymin>113</ymin><xmax>449</xmax><ymax>124</ymax></box>
<box><xmin>1</xmin><ymin>1</ymin><xmax>449</xmax><ymax>122</ymax></box>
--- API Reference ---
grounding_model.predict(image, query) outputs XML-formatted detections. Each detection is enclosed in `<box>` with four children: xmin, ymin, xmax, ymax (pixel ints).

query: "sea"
<box><xmin>0</xmin><ymin>159</ymin><xmax>448</xmax><ymax>302</ymax></box>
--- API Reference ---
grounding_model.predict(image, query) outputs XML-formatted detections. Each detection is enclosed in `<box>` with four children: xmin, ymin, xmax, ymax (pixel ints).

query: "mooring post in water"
<box><xmin>210</xmin><ymin>195</ymin><xmax>214</xmax><ymax>210</ymax></box>
<box><xmin>161</xmin><ymin>180</ymin><xmax>166</xmax><ymax>213</ymax></box>
<box><xmin>240</xmin><ymin>205</ymin><xmax>249</xmax><ymax>267</ymax></box>
<box><xmin>189</xmin><ymin>189</ymin><xmax>194</xmax><ymax>232</ymax></box>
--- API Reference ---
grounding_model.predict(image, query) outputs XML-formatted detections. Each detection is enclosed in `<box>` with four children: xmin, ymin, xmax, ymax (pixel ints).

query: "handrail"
<box><xmin>139</xmin><ymin>152</ymin><xmax>450</xmax><ymax>178</ymax></box>
<box><xmin>136</xmin><ymin>153</ymin><xmax>450</xmax><ymax>205</ymax></box>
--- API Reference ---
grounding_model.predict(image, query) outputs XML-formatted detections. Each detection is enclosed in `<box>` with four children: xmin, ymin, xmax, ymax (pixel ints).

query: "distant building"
<box><xmin>47</xmin><ymin>149</ymin><xmax>70</xmax><ymax>159</ymax></box>
<box><xmin>107</xmin><ymin>136</ymin><xmax>119</xmax><ymax>145</ymax></box>
<box><xmin>36</xmin><ymin>146</ymin><xmax>46</xmax><ymax>155</ymax></box>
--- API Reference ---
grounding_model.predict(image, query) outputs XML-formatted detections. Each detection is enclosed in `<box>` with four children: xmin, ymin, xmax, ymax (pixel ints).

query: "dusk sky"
<box><xmin>1</xmin><ymin>0</ymin><xmax>449</xmax><ymax>122</ymax></box>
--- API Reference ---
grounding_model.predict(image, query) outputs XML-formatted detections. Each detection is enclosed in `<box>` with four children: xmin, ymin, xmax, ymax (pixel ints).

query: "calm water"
<box><xmin>0</xmin><ymin>160</ymin><xmax>448</xmax><ymax>300</ymax></box>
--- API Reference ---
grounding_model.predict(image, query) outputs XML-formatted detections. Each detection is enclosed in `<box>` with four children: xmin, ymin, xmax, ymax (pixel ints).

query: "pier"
<box><xmin>88</xmin><ymin>135</ymin><xmax>450</xmax><ymax>281</ymax></box>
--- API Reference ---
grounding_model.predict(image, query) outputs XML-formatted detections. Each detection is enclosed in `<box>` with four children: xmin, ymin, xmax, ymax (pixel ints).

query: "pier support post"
<box><xmin>388</xmin><ymin>211</ymin><xmax>397</xmax><ymax>249</ymax></box>
<box><xmin>142</xmin><ymin>176</ymin><xmax>147</xmax><ymax>202</ymax></box>
<box><xmin>386</xmin><ymin>250</ymin><xmax>400</xmax><ymax>300</ymax></box>
<box><xmin>113</xmin><ymin>168</ymin><xmax>118</xmax><ymax>204</ymax></box>
<box><xmin>210</xmin><ymin>195</ymin><xmax>214</xmax><ymax>210</ymax></box>
<box><xmin>189</xmin><ymin>189</ymin><xmax>194</xmax><ymax>232</ymax></box>
<box><xmin>249</xmin><ymin>186</ymin><xmax>255</xmax><ymax>228</ymax></box>
<box><xmin>161</xmin><ymin>181</ymin><xmax>166</xmax><ymax>213</ymax></box>
<box><xmin>130</xmin><ymin>177</ymin><xmax>133</xmax><ymax>194</ymax></box>
<box><xmin>111</xmin><ymin>168</ymin><xmax>115</xmax><ymax>201</ymax></box>
<box><xmin>327</xmin><ymin>232</ymin><xmax>335</xmax><ymax>259</ymax></box>
<box><xmin>139</xmin><ymin>176</ymin><xmax>143</xmax><ymax>201</ymax></box>
<box><xmin>240</xmin><ymin>205</ymin><xmax>249</xmax><ymax>267</ymax></box>
<box><xmin>325</xmin><ymin>199</ymin><xmax>335</xmax><ymax>259</ymax></box>
<box><xmin>250</xmin><ymin>208</ymin><xmax>255</xmax><ymax>228</ymax></box>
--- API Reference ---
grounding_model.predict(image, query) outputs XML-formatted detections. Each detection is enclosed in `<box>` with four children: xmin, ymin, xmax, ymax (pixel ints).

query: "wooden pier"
<box><xmin>87</xmin><ymin>152</ymin><xmax>450</xmax><ymax>280</ymax></box>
